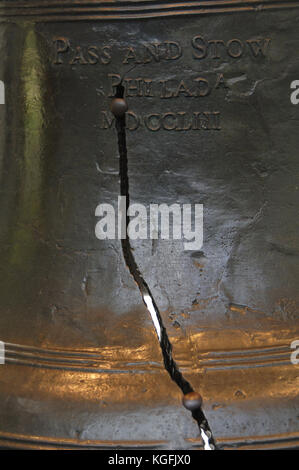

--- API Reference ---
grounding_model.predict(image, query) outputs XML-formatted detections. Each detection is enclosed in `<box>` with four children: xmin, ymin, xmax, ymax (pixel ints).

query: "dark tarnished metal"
<box><xmin>0</xmin><ymin>0</ymin><xmax>298</xmax><ymax>450</ymax></box>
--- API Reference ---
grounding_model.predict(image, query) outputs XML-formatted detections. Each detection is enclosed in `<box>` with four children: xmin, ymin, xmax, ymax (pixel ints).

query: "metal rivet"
<box><xmin>182</xmin><ymin>392</ymin><xmax>203</xmax><ymax>411</ymax></box>
<box><xmin>110</xmin><ymin>97</ymin><xmax>128</xmax><ymax>117</ymax></box>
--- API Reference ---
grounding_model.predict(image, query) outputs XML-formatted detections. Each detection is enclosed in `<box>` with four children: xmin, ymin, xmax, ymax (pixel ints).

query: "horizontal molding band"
<box><xmin>0</xmin><ymin>429</ymin><xmax>298</xmax><ymax>450</ymax></box>
<box><xmin>0</xmin><ymin>0</ymin><xmax>299</xmax><ymax>21</ymax></box>
<box><xmin>2</xmin><ymin>341</ymin><xmax>293</xmax><ymax>372</ymax></box>
<box><xmin>194</xmin><ymin>431</ymin><xmax>299</xmax><ymax>450</ymax></box>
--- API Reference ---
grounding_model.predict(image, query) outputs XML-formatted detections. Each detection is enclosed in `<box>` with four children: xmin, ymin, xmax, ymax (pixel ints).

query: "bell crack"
<box><xmin>111</xmin><ymin>84</ymin><xmax>217</xmax><ymax>450</ymax></box>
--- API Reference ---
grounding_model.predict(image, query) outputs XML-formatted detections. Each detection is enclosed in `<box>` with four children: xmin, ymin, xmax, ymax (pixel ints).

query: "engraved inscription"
<box><xmin>51</xmin><ymin>34</ymin><xmax>271</xmax><ymax>132</ymax></box>
<box><xmin>52</xmin><ymin>36</ymin><xmax>271</xmax><ymax>65</ymax></box>
<box><xmin>192</xmin><ymin>36</ymin><xmax>271</xmax><ymax>59</ymax></box>
<box><xmin>53</xmin><ymin>37</ymin><xmax>112</xmax><ymax>65</ymax></box>
<box><xmin>122</xmin><ymin>41</ymin><xmax>182</xmax><ymax>64</ymax></box>
<box><xmin>100</xmin><ymin>111</ymin><xmax>221</xmax><ymax>132</ymax></box>
<box><xmin>107</xmin><ymin>74</ymin><xmax>226</xmax><ymax>98</ymax></box>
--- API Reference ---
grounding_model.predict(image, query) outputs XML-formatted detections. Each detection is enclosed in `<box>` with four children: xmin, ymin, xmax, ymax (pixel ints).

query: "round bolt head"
<box><xmin>110</xmin><ymin>97</ymin><xmax>128</xmax><ymax>117</ymax></box>
<box><xmin>182</xmin><ymin>392</ymin><xmax>203</xmax><ymax>411</ymax></box>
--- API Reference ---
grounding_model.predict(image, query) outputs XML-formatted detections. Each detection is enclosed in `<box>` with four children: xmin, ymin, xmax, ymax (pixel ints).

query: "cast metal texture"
<box><xmin>0</xmin><ymin>0</ymin><xmax>298</xmax><ymax>449</ymax></box>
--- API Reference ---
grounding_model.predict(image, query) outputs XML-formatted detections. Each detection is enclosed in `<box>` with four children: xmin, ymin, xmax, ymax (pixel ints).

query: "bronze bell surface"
<box><xmin>0</xmin><ymin>0</ymin><xmax>298</xmax><ymax>450</ymax></box>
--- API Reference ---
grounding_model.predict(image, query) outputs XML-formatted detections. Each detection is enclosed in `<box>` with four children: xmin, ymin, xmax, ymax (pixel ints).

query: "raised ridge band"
<box><xmin>0</xmin><ymin>0</ymin><xmax>299</xmax><ymax>21</ymax></box>
<box><xmin>0</xmin><ymin>429</ymin><xmax>298</xmax><ymax>450</ymax></box>
<box><xmin>3</xmin><ymin>341</ymin><xmax>293</xmax><ymax>372</ymax></box>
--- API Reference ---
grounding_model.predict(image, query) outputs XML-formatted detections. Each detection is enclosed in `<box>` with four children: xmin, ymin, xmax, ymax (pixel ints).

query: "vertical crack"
<box><xmin>113</xmin><ymin>84</ymin><xmax>217</xmax><ymax>450</ymax></box>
